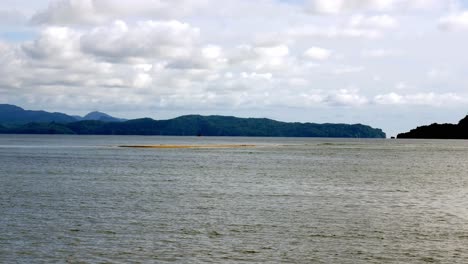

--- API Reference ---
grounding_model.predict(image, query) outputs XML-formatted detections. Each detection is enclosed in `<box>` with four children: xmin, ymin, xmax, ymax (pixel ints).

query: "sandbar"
<box><xmin>118</xmin><ymin>144</ymin><xmax>256</xmax><ymax>149</ymax></box>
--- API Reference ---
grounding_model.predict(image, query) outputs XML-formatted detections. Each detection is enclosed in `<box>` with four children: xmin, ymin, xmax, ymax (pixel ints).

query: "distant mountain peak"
<box><xmin>0</xmin><ymin>104</ymin><xmax>76</xmax><ymax>124</ymax></box>
<box><xmin>84</xmin><ymin>111</ymin><xmax>112</xmax><ymax>119</ymax></box>
<box><xmin>0</xmin><ymin>104</ymin><xmax>25</xmax><ymax>111</ymax></box>
<box><xmin>0</xmin><ymin>104</ymin><xmax>126</xmax><ymax>124</ymax></box>
<box><xmin>82</xmin><ymin>111</ymin><xmax>125</xmax><ymax>122</ymax></box>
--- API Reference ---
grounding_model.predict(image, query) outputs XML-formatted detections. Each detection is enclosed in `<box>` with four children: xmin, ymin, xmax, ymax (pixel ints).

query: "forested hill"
<box><xmin>0</xmin><ymin>114</ymin><xmax>386</xmax><ymax>138</ymax></box>
<box><xmin>397</xmin><ymin>115</ymin><xmax>468</xmax><ymax>139</ymax></box>
<box><xmin>0</xmin><ymin>104</ymin><xmax>124</xmax><ymax>124</ymax></box>
<box><xmin>0</xmin><ymin>104</ymin><xmax>77</xmax><ymax>124</ymax></box>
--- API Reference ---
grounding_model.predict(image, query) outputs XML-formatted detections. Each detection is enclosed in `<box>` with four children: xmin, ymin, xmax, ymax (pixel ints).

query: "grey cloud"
<box><xmin>79</xmin><ymin>20</ymin><xmax>200</xmax><ymax>61</ymax></box>
<box><xmin>305</xmin><ymin>0</ymin><xmax>449</xmax><ymax>15</ymax></box>
<box><xmin>438</xmin><ymin>11</ymin><xmax>468</xmax><ymax>31</ymax></box>
<box><xmin>0</xmin><ymin>9</ymin><xmax>28</xmax><ymax>26</ymax></box>
<box><xmin>30</xmin><ymin>0</ymin><xmax>208</xmax><ymax>25</ymax></box>
<box><xmin>21</xmin><ymin>27</ymin><xmax>81</xmax><ymax>62</ymax></box>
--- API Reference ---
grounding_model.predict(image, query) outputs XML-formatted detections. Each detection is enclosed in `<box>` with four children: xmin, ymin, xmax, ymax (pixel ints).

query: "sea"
<box><xmin>1</xmin><ymin>135</ymin><xmax>467</xmax><ymax>263</ymax></box>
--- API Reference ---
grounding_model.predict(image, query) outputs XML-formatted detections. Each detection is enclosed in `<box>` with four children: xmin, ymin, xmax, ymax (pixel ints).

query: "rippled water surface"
<box><xmin>1</xmin><ymin>135</ymin><xmax>468</xmax><ymax>263</ymax></box>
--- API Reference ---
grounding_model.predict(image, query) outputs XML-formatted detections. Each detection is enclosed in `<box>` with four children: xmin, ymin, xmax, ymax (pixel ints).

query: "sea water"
<box><xmin>1</xmin><ymin>135</ymin><xmax>468</xmax><ymax>263</ymax></box>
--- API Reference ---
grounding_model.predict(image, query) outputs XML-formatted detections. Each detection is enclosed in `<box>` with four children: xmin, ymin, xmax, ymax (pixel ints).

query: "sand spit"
<box><xmin>118</xmin><ymin>144</ymin><xmax>257</xmax><ymax>149</ymax></box>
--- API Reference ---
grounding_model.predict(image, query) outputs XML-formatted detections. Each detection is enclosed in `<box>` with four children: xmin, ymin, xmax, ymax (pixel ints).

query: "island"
<box><xmin>397</xmin><ymin>115</ymin><xmax>468</xmax><ymax>139</ymax></box>
<box><xmin>0</xmin><ymin>104</ymin><xmax>386</xmax><ymax>138</ymax></box>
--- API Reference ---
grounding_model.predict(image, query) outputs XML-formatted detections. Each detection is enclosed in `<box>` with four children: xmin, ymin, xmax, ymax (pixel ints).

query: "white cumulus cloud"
<box><xmin>438</xmin><ymin>11</ymin><xmax>468</xmax><ymax>30</ymax></box>
<box><xmin>287</xmin><ymin>25</ymin><xmax>382</xmax><ymax>39</ymax></box>
<box><xmin>326</xmin><ymin>89</ymin><xmax>369</xmax><ymax>106</ymax></box>
<box><xmin>304</xmin><ymin>46</ymin><xmax>332</xmax><ymax>60</ymax></box>
<box><xmin>361</xmin><ymin>48</ymin><xmax>400</xmax><ymax>58</ymax></box>
<box><xmin>31</xmin><ymin>0</ymin><xmax>207</xmax><ymax>25</ymax></box>
<box><xmin>229</xmin><ymin>44</ymin><xmax>293</xmax><ymax>71</ymax></box>
<box><xmin>349</xmin><ymin>14</ymin><xmax>398</xmax><ymax>29</ymax></box>
<box><xmin>80</xmin><ymin>20</ymin><xmax>200</xmax><ymax>62</ymax></box>
<box><xmin>306</xmin><ymin>0</ymin><xmax>449</xmax><ymax>14</ymax></box>
<box><xmin>22</xmin><ymin>26</ymin><xmax>82</xmax><ymax>63</ymax></box>
<box><xmin>374</xmin><ymin>92</ymin><xmax>467</xmax><ymax>106</ymax></box>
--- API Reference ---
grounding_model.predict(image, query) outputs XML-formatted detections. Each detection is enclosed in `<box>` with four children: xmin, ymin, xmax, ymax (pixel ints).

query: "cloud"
<box><xmin>165</xmin><ymin>44</ymin><xmax>227</xmax><ymax>70</ymax></box>
<box><xmin>361</xmin><ymin>48</ymin><xmax>400</xmax><ymax>58</ymax></box>
<box><xmin>31</xmin><ymin>0</ymin><xmax>103</xmax><ymax>25</ymax></box>
<box><xmin>22</xmin><ymin>26</ymin><xmax>81</xmax><ymax>62</ymax></box>
<box><xmin>395</xmin><ymin>82</ymin><xmax>410</xmax><ymax>90</ymax></box>
<box><xmin>306</xmin><ymin>0</ymin><xmax>395</xmax><ymax>14</ymax></box>
<box><xmin>9</xmin><ymin>22</ymin><xmax>202</xmax><ymax>94</ymax></box>
<box><xmin>202</xmin><ymin>45</ymin><xmax>222</xmax><ymax>59</ymax></box>
<box><xmin>349</xmin><ymin>14</ymin><xmax>398</xmax><ymax>29</ymax></box>
<box><xmin>333</xmin><ymin>65</ymin><xmax>365</xmax><ymax>74</ymax></box>
<box><xmin>80</xmin><ymin>20</ymin><xmax>200</xmax><ymax>62</ymax></box>
<box><xmin>0</xmin><ymin>9</ymin><xmax>27</xmax><ymax>26</ymax></box>
<box><xmin>373</xmin><ymin>92</ymin><xmax>467</xmax><ymax>106</ymax></box>
<box><xmin>240</xmin><ymin>72</ymin><xmax>273</xmax><ymax>80</ymax></box>
<box><xmin>31</xmin><ymin>0</ymin><xmax>207</xmax><ymax>25</ymax></box>
<box><xmin>304</xmin><ymin>46</ymin><xmax>332</xmax><ymax>60</ymax></box>
<box><xmin>286</xmin><ymin>14</ymin><xmax>399</xmax><ymax>41</ymax></box>
<box><xmin>306</xmin><ymin>0</ymin><xmax>448</xmax><ymax>14</ymax></box>
<box><xmin>0</xmin><ymin>42</ymin><xmax>22</xmax><ymax>88</ymax></box>
<box><xmin>0</xmin><ymin>41</ymin><xmax>10</xmax><ymax>53</ymax></box>
<box><xmin>228</xmin><ymin>44</ymin><xmax>293</xmax><ymax>71</ymax></box>
<box><xmin>326</xmin><ymin>89</ymin><xmax>369</xmax><ymax>106</ymax></box>
<box><xmin>427</xmin><ymin>68</ymin><xmax>451</xmax><ymax>80</ymax></box>
<box><xmin>438</xmin><ymin>11</ymin><xmax>468</xmax><ymax>31</ymax></box>
<box><xmin>287</xmin><ymin>25</ymin><xmax>382</xmax><ymax>39</ymax></box>
<box><xmin>254</xmin><ymin>44</ymin><xmax>290</xmax><ymax>58</ymax></box>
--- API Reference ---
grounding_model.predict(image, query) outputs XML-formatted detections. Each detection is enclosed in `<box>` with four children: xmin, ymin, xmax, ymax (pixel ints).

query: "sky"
<box><xmin>1</xmin><ymin>0</ymin><xmax>468</xmax><ymax>136</ymax></box>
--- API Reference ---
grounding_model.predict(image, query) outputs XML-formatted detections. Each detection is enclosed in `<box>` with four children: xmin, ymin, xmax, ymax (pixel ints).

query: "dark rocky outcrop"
<box><xmin>398</xmin><ymin>115</ymin><xmax>468</xmax><ymax>139</ymax></box>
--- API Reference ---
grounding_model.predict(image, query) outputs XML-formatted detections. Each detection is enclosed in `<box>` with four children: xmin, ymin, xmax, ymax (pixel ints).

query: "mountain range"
<box><xmin>0</xmin><ymin>104</ymin><xmax>386</xmax><ymax>138</ymax></box>
<box><xmin>0</xmin><ymin>104</ymin><xmax>125</xmax><ymax>124</ymax></box>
